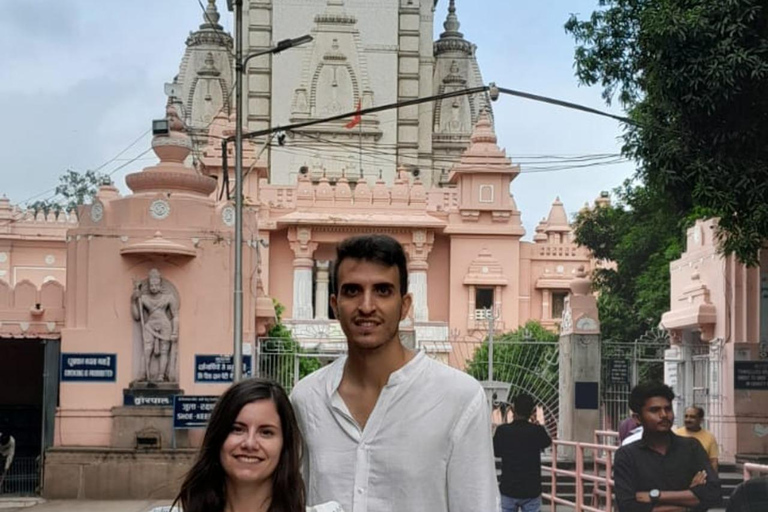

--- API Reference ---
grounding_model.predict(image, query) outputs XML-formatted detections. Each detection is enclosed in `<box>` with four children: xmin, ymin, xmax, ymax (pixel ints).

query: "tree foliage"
<box><xmin>260</xmin><ymin>301</ymin><xmax>322</xmax><ymax>383</ymax></box>
<box><xmin>573</xmin><ymin>182</ymin><xmax>697</xmax><ymax>342</ymax></box>
<box><xmin>566</xmin><ymin>0</ymin><xmax>768</xmax><ymax>265</ymax></box>
<box><xmin>28</xmin><ymin>169</ymin><xmax>113</xmax><ymax>214</ymax></box>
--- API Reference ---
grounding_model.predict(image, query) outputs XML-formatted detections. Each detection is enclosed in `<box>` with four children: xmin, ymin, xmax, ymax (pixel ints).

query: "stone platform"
<box><xmin>43</xmin><ymin>448</ymin><xmax>196</xmax><ymax>500</ymax></box>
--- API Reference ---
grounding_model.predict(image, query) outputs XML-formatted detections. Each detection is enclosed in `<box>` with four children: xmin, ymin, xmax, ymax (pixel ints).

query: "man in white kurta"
<box><xmin>292</xmin><ymin>351</ymin><xmax>498</xmax><ymax>512</ymax></box>
<box><xmin>291</xmin><ymin>234</ymin><xmax>499</xmax><ymax>512</ymax></box>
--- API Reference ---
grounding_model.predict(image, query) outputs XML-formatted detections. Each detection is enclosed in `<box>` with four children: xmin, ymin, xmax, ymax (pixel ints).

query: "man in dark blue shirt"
<box><xmin>614</xmin><ymin>382</ymin><xmax>721</xmax><ymax>512</ymax></box>
<box><xmin>493</xmin><ymin>393</ymin><xmax>552</xmax><ymax>512</ymax></box>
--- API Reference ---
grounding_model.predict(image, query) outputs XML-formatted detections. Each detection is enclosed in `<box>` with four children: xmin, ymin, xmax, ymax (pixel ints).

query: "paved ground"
<box><xmin>0</xmin><ymin>499</ymin><xmax>727</xmax><ymax>512</ymax></box>
<box><xmin>0</xmin><ymin>500</ymin><xmax>172</xmax><ymax>512</ymax></box>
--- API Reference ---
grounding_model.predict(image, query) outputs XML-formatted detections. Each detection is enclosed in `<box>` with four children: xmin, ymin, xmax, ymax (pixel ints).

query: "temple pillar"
<box><xmin>406</xmin><ymin>230</ymin><xmax>434</xmax><ymax>322</ymax></box>
<box><xmin>542</xmin><ymin>289</ymin><xmax>551</xmax><ymax>320</ymax></box>
<box><xmin>288</xmin><ymin>227</ymin><xmax>317</xmax><ymax>320</ymax></box>
<box><xmin>314</xmin><ymin>260</ymin><xmax>330</xmax><ymax>321</ymax></box>
<box><xmin>558</xmin><ymin>266</ymin><xmax>601</xmax><ymax>460</ymax></box>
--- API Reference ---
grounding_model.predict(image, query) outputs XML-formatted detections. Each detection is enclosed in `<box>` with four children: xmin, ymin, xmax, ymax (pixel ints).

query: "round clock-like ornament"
<box><xmin>149</xmin><ymin>199</ymin><xmax>171</xmax><ymax>220</ymax></box>
<box><xmin>90</xmin><ymin>201</ymin><xmax>104</xmax><ymax>223</ymax></box>
<box><xmin>222</xmin><ymin>205</ymin><xmax>236</xmax><ymax>227</ymax></box>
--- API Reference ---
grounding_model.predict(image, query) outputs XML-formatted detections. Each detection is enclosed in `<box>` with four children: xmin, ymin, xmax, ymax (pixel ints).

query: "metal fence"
<box><xmin>1</xmin><ymin>457</ymin><xmax>40</xmax><ymax>496</ymax></box>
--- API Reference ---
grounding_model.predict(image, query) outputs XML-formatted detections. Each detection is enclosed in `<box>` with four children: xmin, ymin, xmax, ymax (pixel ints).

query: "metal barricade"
<box><xmin>542</xmin><ymin>439</ymin><xmax>618</xmax><ymax>512</ymax></box>
<box><xmin>1</xmin><ymin>456</ymin><xmax>40</xmax><ymax>496</ymax></box>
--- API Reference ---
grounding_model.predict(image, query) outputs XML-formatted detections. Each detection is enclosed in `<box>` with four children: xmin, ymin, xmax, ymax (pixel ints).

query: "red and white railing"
<box><xmin>542</xmin><ymin>438</ymin><xmax>619</xmax><ymax>512</ymax></box>
<box><xmin>743</xmin><ymin>462</ymin><xmax>768</xmax><ymax>480</ymax></box>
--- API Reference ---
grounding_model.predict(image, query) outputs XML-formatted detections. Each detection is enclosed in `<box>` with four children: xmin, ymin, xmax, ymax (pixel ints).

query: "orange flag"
<box><xmin>345</xmin><ymin>99</ymin><xmax>362</xmax><ymax>129</ymax></box>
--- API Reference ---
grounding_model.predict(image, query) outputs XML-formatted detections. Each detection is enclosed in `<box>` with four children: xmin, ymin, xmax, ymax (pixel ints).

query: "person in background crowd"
<box><xmin>618</xmin><ymin>414</ymin><xmax>641</xmax><ymax>443</ymax></box>
<box><xmin>494</xmin><ymin>393</ymin><xmax>552</xmax><ymax>512</ymax></box>
<box><xmin>674</xmin><ymin>406</ymin><xmax>719</xmax><ymax>472</ymax></box>
<box><xmin>291</xmin><ymin>234</ymin><xmax>499</xmax><ymax>512</ymax></box>
<box><xmin>614</xmin><ymin>382</ymin><xmax>721</xmax><ymax>512</ymax></box>
<box><xmin>0</xmin><ymin>432</ymin><xmax>15</xmax><ymax>492</ymax></box>
<box><xmin>172</xmin><ymin>378</ymin><xmax>342</xmax><ymax>512</ymax></box>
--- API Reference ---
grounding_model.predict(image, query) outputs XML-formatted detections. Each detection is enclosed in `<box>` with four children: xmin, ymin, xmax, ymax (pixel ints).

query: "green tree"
<box><xmin>573</xmin><ymin>182</ymin><xmax>697</xmax><ymax>342</ymax></box>
<box><xmin>29</xmin><ymin>169</ymin><xmax>113</xmax><ymax>214</ymax></box>
<box><xmin>565</xmin><ymin>0</ymin><xmax>768</xmax><ymax>266</ymax></box>
<box><xmin>259</xmin><ymin>301</ymin><xmax>322</xmax><ymax>389</ymax></box>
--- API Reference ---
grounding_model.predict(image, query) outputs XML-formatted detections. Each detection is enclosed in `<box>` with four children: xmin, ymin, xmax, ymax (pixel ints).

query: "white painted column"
<box><xmin>292</xmin><ymin>257</ymin><xmax>314</xmax><ymax>320</ymax></box>
<box><xmin>314</xmin><ymin>260</ymin><xmax>330</xmax><ymax>320</ymax></box>
<box><xmin>542</xmin><ymin>289</ymin><xmax>551</xmax><ymax>320</ymax></box>
<box><xmin>410</xmin><ymin>270</ymin><xmax>429</xmax><ymax>322</ymax></box>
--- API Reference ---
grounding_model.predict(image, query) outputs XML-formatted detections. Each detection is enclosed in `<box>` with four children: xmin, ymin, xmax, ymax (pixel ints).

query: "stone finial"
<box><xmin>166</xmin><ymin>106</ymin><xmax>186</xmax><ymax>133</ymax></box>
<box><xmin>200</xmin><ymin>0</ymin><xmax>222</xmax><ymax>30</ymax></box>
<box><xmin>595</xmin><ymin>190</ymin><xmax>611</xmax><ymax>208</ymax></box>
<box><xmin>0</xmin><ymin>196</ymin><xmax>11</xmax><ymax>220</ymax></box>
<box><xmin>469</xmin><ymin>110</ymin><xmax>496</xmax><ymax>145</ymax></box>
<box><xmin>570</xmin><ymin>265</ymin><xmax>591</xmax><ymax>296</ymax></box>
<box><xmin>441</xmin><ymin>0</ymin><xmax>463</xmax><ymax>38</ymax></box>
<box><xmin>545</xmin><ymin>196</ymin><xmax>569</xmax><ymax>230</ymax></box>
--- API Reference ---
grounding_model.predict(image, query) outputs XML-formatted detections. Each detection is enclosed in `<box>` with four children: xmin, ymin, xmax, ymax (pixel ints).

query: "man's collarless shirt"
<box><xmin>291</xmin><ymin>351</ymin><xmax>500</xmax><ymax>512</ymax></box>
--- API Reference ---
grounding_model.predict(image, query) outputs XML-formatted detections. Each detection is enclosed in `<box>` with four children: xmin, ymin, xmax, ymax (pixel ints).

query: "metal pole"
<box><xmin>488</xmin><ymin>307</ymin><xmax>494</xmax><ymax>382</ymax></box>
<box><xmin>233</xmin><ymin>0</ymin><xmax>244</xmax><ymax>382</ymax></box>
<box><xmin>230</xmin><ymin>20</ymin><xmax>312</xmax><ymax>382</ymax></box>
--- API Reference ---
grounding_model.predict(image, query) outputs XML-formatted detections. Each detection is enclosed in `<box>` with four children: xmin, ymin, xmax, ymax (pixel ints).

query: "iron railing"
<box><xmin>1</xmin><ymin>456</ymin><xmax>40</xmax><ymax>496</ymax></box>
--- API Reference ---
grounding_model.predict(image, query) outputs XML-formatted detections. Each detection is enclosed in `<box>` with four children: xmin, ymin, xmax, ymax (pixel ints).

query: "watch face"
<box><xmin>650</xmin><ymin>489</ymin><xmax>661</xmax><ymax>499</ymax></box>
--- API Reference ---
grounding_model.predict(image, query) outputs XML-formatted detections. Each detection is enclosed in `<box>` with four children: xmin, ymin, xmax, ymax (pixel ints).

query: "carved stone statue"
<box><xmin>131</xmin><ymin>269</ymin><xmax>180</xmax><ymax>383</ymax></box>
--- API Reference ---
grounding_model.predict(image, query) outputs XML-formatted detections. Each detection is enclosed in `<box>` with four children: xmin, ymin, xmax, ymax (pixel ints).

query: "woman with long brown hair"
<box><xmin>173</xmin><ymin>378</ymin><xmax>341</xmax><ymax>512</ymax></box>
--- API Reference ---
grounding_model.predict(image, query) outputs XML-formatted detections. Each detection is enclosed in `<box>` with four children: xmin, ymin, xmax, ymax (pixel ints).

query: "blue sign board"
<box><xmin>195</xmin><ymin>355</ymin><xmax>252</xmax><ymax>383</ymax></box>
<box><xmin>123</xmin><ymin>394</ymin><xmax>174</xmax><ymax>407</ymax></box>
<box><xmin>173</xmin><ymin>395</ymin><xmax>218</xmax><ymax>429</ymax></box>
<box><xmin>61</xmin><ymin>353</ymin><xmax>117</xmax><ymax>382</ymax></box>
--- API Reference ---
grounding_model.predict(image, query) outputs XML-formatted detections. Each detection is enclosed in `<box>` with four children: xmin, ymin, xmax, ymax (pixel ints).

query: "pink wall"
<box><xmin>427</xmin><ymin>235</ymin><xmax>450</xmax><ymax>322</ymax></box>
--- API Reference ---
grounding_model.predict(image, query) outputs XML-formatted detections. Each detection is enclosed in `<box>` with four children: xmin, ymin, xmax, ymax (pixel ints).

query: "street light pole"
<box><xmin>232</xmin><ymin>0</ymin><xmax>312</xmax><ymax>382</ymax></box>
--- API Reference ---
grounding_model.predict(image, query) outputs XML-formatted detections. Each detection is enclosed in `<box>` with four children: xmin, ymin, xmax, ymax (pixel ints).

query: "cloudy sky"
<box><xmin>0</xmin><ymin>0</ymin><xmax>633</xmax><ymax>238</ymax></box>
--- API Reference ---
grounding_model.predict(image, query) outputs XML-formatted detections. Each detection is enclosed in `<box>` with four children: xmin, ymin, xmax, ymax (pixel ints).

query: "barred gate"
<box><xmin>601</xmin><ymin>329</ymin><xmax>671</xmax><ymax>431</ymax></box>
<box><xmin>444</xmin><ymin>340</ymin><xmax>560</xmax><ymax>438</ymax></box>
<box><xmin>255</xmin><ymin>337</ymin><xmax>345</xmax><ymax>393</ymax></box>
<box><xmin>1</xmin><ymin>457</ymin><xmax>40</xmax><ymax>496</ymax></box>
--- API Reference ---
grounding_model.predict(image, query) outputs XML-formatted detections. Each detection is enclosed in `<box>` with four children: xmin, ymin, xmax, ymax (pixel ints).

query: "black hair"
<box><xmin>513</xmin><ymin>393</ymin><xmax>535</xmax><ymax>418</ymax></box>
<box><xmin>0</xmin><ymin>432</ymin><xmax>10</xmax><ymax>445</ymax></box>
<box><xmin>332</xmin><ymin>234</ymin><xmax>408</xmax><ymax>296</ymax></box>
<box><xmin>173</xmin><ymin>378</ymin><xmax>305</xmax><ymax>512</ymax></box>
<box><xmin>629</xmin><ymin>381</ymin><xmax>675</xmax><ymax>414</ymax></box>
<box><xmin>687</xmin><ymin>405</ymin><xmax>705</xmax><ymax>419</ymax></box>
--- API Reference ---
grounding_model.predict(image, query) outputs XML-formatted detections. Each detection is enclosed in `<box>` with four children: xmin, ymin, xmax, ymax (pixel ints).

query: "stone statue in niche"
<box><xmin>131</xmin><ymin>269</ymin><xmax>180</xmax><ymax>383</ymax></box>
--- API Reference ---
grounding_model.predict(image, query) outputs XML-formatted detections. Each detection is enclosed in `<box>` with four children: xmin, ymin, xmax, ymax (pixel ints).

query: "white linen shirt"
<box><xmin>291</xmin><ymin>351</ymin><xmax>500</xmax><ymax>512</ymax></box>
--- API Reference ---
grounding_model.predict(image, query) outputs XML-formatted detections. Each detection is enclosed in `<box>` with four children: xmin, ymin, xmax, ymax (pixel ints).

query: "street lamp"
<box><xmin>232</xmin><ymin>0</ymin><xmax>312</xmax><ymax>382</ymax></box>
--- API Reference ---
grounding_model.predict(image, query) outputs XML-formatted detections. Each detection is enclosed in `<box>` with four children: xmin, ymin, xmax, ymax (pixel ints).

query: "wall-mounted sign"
<box><xmin>575</xmin><ymin>381</ymin><xmax>599</xmax><ymax>410</ymax></box>
<box><xmin>195</xmin><ymin>355</ymin><xmax>252</xmax><ymax>383</ymax></box>
<box><xmin>61</xmin><ymin>353</ymin><xmax>117</xmax><ymax>382</ymax></box>
<box><xmin>735</xmin><ymin>361</ymin><xmax>768</xmax><ymax>390</ymax></box>
<box><xmin>123</xmin><ymin>394</ymin><xmax>173</xmax><ymax>407</ymax></box>
<box><xmin>607</xmin><ymin>359</ymin><xmax>631</xmax><ymax>386</ymax></box>
<box><xmin>173</xmin><ymin>395</ymin><xmax>218</xmax><ymax>429</ymax></box>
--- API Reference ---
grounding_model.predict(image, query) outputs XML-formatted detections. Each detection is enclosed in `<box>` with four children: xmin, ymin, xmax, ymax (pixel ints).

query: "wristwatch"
<box><xmin>649</xmin><ymin>489</ymin><xmax>661</xmax><ymax>505</ymax></box>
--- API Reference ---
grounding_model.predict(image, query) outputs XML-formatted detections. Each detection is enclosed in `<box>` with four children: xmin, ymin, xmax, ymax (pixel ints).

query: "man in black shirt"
<box><xmin>614</xmin><ymin>382</ymin><xmax>721</xmax><ymax>512</ymax></box>
<box><xmin>726</xmin><ymin>476</ymin><xmax>768</xmax><ymax>512</ymax></box>
<box><xmin>493</xmin><ymin>393</ymin><xmax>552</xmax><ymax>512</ymax></box>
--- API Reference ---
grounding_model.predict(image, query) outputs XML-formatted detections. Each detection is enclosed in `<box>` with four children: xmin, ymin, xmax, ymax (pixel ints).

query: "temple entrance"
<box><xmin>0</xmin><ymin>338</ymin><xmax>60</xmax><ymax>496</ymax></box>
<box><xmin>600</xmin><ymin>329</ymin><xmax>671</xmax><ymax>431</ymax></box>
